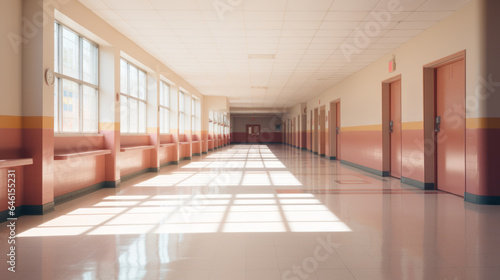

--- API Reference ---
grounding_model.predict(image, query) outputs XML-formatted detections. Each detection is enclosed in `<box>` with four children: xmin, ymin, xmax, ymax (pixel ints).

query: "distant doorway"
<box><xmin>246</xmin><ymin>124</ymin><xmax>260</xmax><ymax>143</ymax></box>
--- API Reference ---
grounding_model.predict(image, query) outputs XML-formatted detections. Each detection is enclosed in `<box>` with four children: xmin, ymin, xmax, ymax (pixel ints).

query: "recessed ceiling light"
<box><xmin>248</xmin><ymin>54</ymin><xmax>275</xmax><ymax>59</ymax></box>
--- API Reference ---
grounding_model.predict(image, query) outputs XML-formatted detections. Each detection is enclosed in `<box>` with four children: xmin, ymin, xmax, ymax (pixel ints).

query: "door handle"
<box><xmin>435</xmin><ymin>116</ymin><xmax>441</xmax><ymax>132</ymax></box>
<box><xmin>336</xmin><ymin>127</ymin><xmax>340</xmax><ymax>135</ymax></box>
<box><xmin>389</xmin><ymin>121</ymin><xmax>394</xmax><ymax>133</ymax></box>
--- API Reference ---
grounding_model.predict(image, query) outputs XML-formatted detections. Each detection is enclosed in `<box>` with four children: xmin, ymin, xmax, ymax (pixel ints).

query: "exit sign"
<box><xmin>389</xmin><ymin>58</ymin><xmax>396</xmax><ymax>73</ymax></box>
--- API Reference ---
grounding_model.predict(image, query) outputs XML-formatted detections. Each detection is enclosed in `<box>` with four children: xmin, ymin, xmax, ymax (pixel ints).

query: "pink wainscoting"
<box><xmin>0</xmin><ymin>167</ymin><xmax>24</xmax><ymax>212</ymax></box>
<box><xmin>0</xmin><ymin>128</ymin><xmax>23</xmax><ymax>158</ymax></box>
<box><xmin>301</xmin><ymin>132</ymin><xmax>307</xmax><ymax>149</ymax></box>
<box><xmin>341</xmin><ymin>131</ymin><xmax>383</xmax><ymax>172</ymax></box>
<box><xmin>120</xmin><ymin>135</ymin><xmax>152</xmax><ymax>176</ymax></box>
<box><xmin>23</xmin><ymin>128</ymin><xmax>54</xmax><ymax>206</ymax></box>
<box><xmin>466</xmin><ymin>128</ymin><xmax>500</xmax><ymax>196</ymax></box>
<box><xmin>159</xmin><ymin>134</ymin><xmax>177</xmax><ymax>164</ymax></box>
<box><xmin>231</xmin><ymin>132</ymin><xmax>282</xmax><ymax>143</ymax></box>
<box><xmin>53</xmin><ymin>155</ymin><xmax>106</xmax><ymax>197</ymax></box>
<box><xmin>120</xmin><ymin>149</ymin><xmax>151</xmax><ymax>176</ymax></box>
<box><xmin>121</xmin><ymin>135</ymin><xmax>150</xmax><ymax>147</ymax></box>
<box><xmin>54</xmin><ymin>135</ymin><xmax>104</xmax><ymax>153</ymax></box>
<box><xmin>401</xmin><ymin>129</ymin><xmax>425</xmax><ymax>183</ymax></box>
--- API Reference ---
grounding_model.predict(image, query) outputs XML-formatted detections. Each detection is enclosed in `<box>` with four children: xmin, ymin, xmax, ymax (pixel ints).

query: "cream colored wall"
<box><xmin>0</xmin><ymin>0</ymin><xmax>23</xmax><ymax>117</ymax></box>
<box><xmin>302</xmin><ymin>0</ymin><xmax>483</xmax><ymax>128</ymax></box>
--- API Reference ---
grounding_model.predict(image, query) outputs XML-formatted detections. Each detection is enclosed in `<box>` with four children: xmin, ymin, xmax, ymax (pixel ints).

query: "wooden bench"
<box><xmin>160</xmin><ymin>143</ymin><xmax>175</xmax><ymax>148</ymax></box>
<box><xmin>0</xmin><ymin>158</ymin><xmax>33</xmax><ymax>168</ymax></box>
<box><xmin>54</xmin><ymin>150</ymin><xmax>111</xmax><ymax>160</ymax></box>
<box><xmin>120</xmin><ymin>145</ymin><xmax>155</xmax><ymax>152</ymax></box>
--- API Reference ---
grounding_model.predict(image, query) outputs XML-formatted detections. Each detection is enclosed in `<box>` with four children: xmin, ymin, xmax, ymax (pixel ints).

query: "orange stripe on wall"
<box><xmin>0</xmin><ymin>115</ymin><xmax>22</xmax><ymax>129</ymax></box>
<box><xmin>402</xmin><ymin>121</ymin><xmax>423</xmax><ymax>130</ymax></box>
<box><xmin>0</xmin><ymin>116</ymin><xmax>54</xmax><ymax>129</ymax></box>
<box><xmin>99</xmin><ymin>122</ymin><xmax>119</xmax><ymax>131</ymax></box>
<box><xmin>23</xmin><ymin>116</ymin><xmax>54</xmax><ymax>129</ymax></box>
<box><xmin>466</xmin><ymin>118</ymin><xmax>500</xmax><ymax>129</ymax></box>
<box><xmin>342</xmin><ymin>125</ymin><xmax>382</xmax><ymax>132</ymax></box>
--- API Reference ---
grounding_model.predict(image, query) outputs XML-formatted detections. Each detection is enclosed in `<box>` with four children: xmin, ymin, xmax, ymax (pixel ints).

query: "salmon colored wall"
<box><xmin>341</xmin><ymin>128</ymin><xmax>383</xmax><ymax>172</ymax></box>
<box><xmin>120</xmin><ymin>150</ymin><xmax>151</xmax><ymax>177</ymax></box>
<box><xmin>54</xmin><ymin>135</ymin><xmax>105</xmax><ymax>153</ymax></box>
<box><xmin>54</xmin><ymin>156</ymin><xmax>106</xmax><ymax>197</ymax></box>
<box><xmin>466</xmin><ymin>120</ymin><xmax>500</xmax><ymax>197</ymax></box>
<box><xmin>121</xmin><ymin>135</ymin><xmax>150</xmax><ymax>147</ymax></box>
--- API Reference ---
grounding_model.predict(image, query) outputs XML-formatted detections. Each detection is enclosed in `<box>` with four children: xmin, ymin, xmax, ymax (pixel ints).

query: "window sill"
<box><xmin>54</xmin><ymin>133</ymin><xmax>102</xmax><ymax>137</ymax></box>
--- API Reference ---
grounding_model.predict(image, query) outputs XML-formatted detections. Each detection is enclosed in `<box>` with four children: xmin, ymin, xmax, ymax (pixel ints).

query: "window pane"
<box><xmin>83</xmin><ymin>86</ymin><xmax>98</xmax><ymax>133</ymax></box>
<box><xmin>179</xmin><ymin>113</ymin><xmax>184</xmax><ymax>134</ymax></box>
<box><xmin>62</xmin><ymin>79</ymin><xmax>80</xmax><ymax>132</ymax></box>
<box><xmin>120</xmin><ymin>59</ymin><xmax>128</xmax><ymax>94</ymax></box>
<box><xmin>129</xmin><ymin>99</ymin><xmax>138</xmax><ymax>133</ymax></box>
<box><xmin>191</xmin><ymin>116</ymin><xmax>195</xmax><ymax>132</ymax></box>
<box><xmin>138</xmin><ymin>70</ymin><xmax>146</xmax><ymax>100</ymax></box>
<box><xmin>120</xmin><ymin>95</ymin><xmax>128</xmax><ymax>133</ymax></box>
<box><xmin>160</xmin><ymin>84</ymin><xmax>164</xmax><ymax>106</ymax></box>
<box><xmin>165</xmin><ymin>109</ymin><xmax>170</xmax><ymax>133</ymax></box>
<box><xmin>62</xmin><ymin>27</ymin><xmax>79</xmax><ymax>79</ymax></box>
<box><xmin>54</xmin><ymin>78</ymin><xmax>59</xmax><ymax>132</ymax></box>
<box><xmin>139</xmin><ymin>101</ymin><xmax>146</xmax><ymax>133</ymax></box>
<box><xmin>161</xmin><ymin>82</ymin><xmax>170</xmax><ymax>107</ymax></box>
<box><xmin>159</xmin><ymin>108</ymin><xmax>165</xmax><ymax>134</ymax></box>
<box><xmin>179</xmin><ymin>92</ymin><xmax>184</xmax><ymax>112</ymax></box>
<box><xmin>54</xmin><ymin>23</ymin><xmax>59</xmax><ymax>73</ymax></box>
<box><xmin>82</xmin><ymin>39</ymin><xmax>98</xmax><ymax>85</ymax></box>
<box><xmin>129</xmin><ymin>65</ymin><xmax>138</xmax><ymax>98</ymax></box>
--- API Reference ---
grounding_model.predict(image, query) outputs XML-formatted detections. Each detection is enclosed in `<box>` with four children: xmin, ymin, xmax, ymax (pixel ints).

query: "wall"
<box><xmin>285</xmin><ymin>1</ymin><xmax>481</xmax><ymax>176</ymax></box>
<box><xmin>0</xmin><ymin>0</ymin><xmax>221</xmax><ymax>219</ymax></box>
<box><xmin>231</xmin><ymin>116</ymin><xmax>282</xmax><ymax>143</ymax></box>
<box><xmin>283</xmin><ymin>0</ymin><xmax>500</xmax><ymax>202</ymax></box>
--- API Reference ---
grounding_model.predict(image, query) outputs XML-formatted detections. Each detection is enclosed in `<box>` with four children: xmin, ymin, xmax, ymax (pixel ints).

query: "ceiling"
<box><xmin>79</xmin><ymin>0</ymin><xmax>471</xmax><ymax>109</ymax></box>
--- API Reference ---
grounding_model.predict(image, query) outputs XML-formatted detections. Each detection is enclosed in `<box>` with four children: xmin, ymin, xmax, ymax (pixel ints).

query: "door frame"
<box><xmin>382</xmin><ymin>75</ymin><xmax>402</xmax><ymax>178</ymax></box>
<box><xmin>423</xmin><ymin>50</ymin><xmax>466</xmax><ymax>190</ymax></box>
<box><xmin>329</xmin><ymin>100</ymin><xmax>341</xmax><ymax>160</ymax></box>
<box><xmin>246</xmin><ymin>124</ymin><xmax>261</xmax><ymax>143</ymax></box>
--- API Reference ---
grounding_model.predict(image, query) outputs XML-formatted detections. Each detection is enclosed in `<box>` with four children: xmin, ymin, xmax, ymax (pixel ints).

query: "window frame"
<box><xmin>54</xmin><ymin>21</ymin><xmax>99</xmax><ymax>134</ymax></box>
<box><xmin>179</xmin><ymin>91</ymin><xmax>185</xmax><ymax>135</ymax></box>
<box><xmin>120</xmin><ymin>58</ymin><xmax>148</xmax><ymax>134</ymax></box>
<box><xmin>159</xmin><ymin>81</ymin><xmax>171</xmax><ymax>134</ymax></box>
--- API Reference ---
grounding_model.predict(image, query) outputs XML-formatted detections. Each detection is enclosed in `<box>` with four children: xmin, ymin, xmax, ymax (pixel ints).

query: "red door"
<box><xmin>390</xmin><ymin>80</ymin><xmax>402</xmax><ymax>178</ymax></box>
<box><xmin>436</xmin><ymin>60</ymin><xmax>466</xmax><ymax>196</ymax></box>
<box><xmin>247</xmin><ymin>125</ymin><xmax>260</xmax><ymax>143</ymax></box>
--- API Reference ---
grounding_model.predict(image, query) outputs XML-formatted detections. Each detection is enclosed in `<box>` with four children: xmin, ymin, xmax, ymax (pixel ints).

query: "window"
<box><xmin>120</xmin><ymin>59</ymin><xmax>147</xmax><ymax>134</ymax></box>
<box><xmin>191</xmin><ymin>98</ymin><xmax>201</xmax><ymax>133</ymax></box>
<box><xmin>179</xmin><ymin>92</ymin><xmax>185</xmax><ymax>134</ymax></box>
<box><xmin>209</xmin><ymin>111</ymin><xmax>214</xmax><ymax>134</ymax></box>
<box><xmin>54</xmin><ymin>22</ymin><xmax>98</xmax><ymax>133</ymax></box>
<box><xmin>159</xmin><ymin>81</ymin><xmax>170</xmax><ymax>134</ymax></box>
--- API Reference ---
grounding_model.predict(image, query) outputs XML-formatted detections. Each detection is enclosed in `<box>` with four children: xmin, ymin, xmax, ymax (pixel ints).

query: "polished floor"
<box><xmin>1</xmin><ymin>144</ymin><xmax>500</xmax><ymax>280</ymax></box>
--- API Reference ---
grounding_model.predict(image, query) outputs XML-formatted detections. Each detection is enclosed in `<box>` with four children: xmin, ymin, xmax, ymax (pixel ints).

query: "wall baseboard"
<box><xmin>121</xmin><ymin>168</ymin><xmax>150</xmax><ymax>182</ymax></box>
<box><xmin>465</xmin><ymin>193</ymin><xmax>500</xmax><ymax>205</ymax></box>
<box><xmin>340</xmin><ymin>160</ymin><xmax>388</xmax><ymax>177</ymax></box>
<box><xmin>401</xmin><ymin>177</ymin><xmax>435</xmax><ymax>190</ymax></box>
<box><xmin>55</xmin><ymin>182</ymin><xmax>105</xmax><ymax>205</ymax></box>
